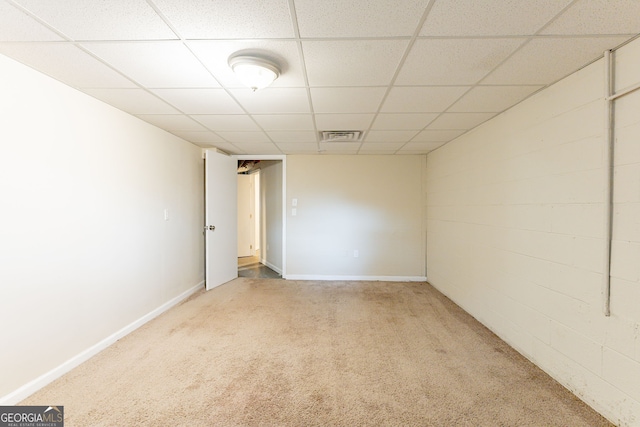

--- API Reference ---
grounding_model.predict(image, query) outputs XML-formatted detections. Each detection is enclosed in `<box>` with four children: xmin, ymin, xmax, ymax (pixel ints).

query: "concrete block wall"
<box><xmin>425</xmin><ymin>36</ymin><xmax>640</xmax><ymax>426</ymax></box>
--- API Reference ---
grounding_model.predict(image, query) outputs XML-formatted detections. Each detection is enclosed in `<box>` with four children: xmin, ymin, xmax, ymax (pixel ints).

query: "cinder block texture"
<box><xmin>426</xmin><ymin>37</ymin><xmax>640</xmax><ymax>427</ymax></box>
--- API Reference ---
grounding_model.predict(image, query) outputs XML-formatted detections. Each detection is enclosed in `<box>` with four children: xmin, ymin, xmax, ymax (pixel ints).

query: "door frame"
<box><xmin>234</xmin><ymin>154</ymin><xmax>287</xmax><ymax>278</ymax></box>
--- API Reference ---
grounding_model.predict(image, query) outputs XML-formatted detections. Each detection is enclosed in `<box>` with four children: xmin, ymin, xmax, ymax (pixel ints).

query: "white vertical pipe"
<box><xmin>602</xmin><ymin>49</ymin><xmax>614</xmax><ymax>317</ymax></box>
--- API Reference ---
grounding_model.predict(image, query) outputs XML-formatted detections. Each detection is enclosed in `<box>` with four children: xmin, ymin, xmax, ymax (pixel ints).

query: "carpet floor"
<box><xmin>21</xmin><ymin>278</ymin><xmax>611</xmax><ymax>426</ymax></box>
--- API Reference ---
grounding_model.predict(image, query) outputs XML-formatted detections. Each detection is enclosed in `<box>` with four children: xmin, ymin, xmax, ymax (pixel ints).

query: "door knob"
<box><xmin>205</xmin><ymin>225</ymin><xmax>216</xmax><ymax>231</ymax></box>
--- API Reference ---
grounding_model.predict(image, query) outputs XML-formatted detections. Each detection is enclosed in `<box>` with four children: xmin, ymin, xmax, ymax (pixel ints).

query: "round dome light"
<box><xmin>228</xmin><ymin>55</ymin><xmax>280</xmax><ymax>91</ymax></box>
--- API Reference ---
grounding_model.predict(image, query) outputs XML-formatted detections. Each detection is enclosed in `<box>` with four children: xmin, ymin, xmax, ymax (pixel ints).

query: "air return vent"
<box><xmin>320</xmin><ymin>130</ymin><xmax>363</xmax><ymax>142</ymax></box>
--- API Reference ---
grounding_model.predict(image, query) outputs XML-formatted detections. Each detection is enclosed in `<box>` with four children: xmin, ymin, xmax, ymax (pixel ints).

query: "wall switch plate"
<box><xmin>354</xmin><ymin>249</ymin><xmax>359</xmax><ymax>258</ymax></box>
<box><xmin>292</xmin><ymin>208</ymin><xmax>297</xmax><ymax>216</ymax></box>
<box><xmin>292</xmin><ymin>198</ymin><xmax>298</xmax><ymax>206</ymax></box>
<box><xmin>164</xmin><ymin>209</ymin><xmax>170</xmax><ymax>221</ymax></box>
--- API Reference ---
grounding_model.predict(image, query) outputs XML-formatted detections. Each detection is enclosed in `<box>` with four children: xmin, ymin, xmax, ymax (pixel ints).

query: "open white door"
<box><xmin>205</xmin><ymin>149</ymin><xmax>237</xmax><ymax>290</ymax></box>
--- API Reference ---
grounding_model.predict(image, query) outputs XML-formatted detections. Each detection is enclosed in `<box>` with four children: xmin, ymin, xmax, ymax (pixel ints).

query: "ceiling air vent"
<box><xmin>320</xmin><ymin>130</ymin><xmax>363</xmax><ymax>142</ymax></box>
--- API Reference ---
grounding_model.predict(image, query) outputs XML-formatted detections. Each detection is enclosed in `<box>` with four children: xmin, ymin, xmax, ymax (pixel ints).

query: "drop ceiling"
<box><xmin>1</xmin><ymin>0</ymin><xmax>639</xmax><ymax>155</ymax></box>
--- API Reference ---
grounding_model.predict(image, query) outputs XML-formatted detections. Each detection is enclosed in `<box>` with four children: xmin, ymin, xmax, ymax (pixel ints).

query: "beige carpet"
<box><xmin>22</xmin><ymin>278</ymin><xmax>611</xmax><ymax>426</ymax></box>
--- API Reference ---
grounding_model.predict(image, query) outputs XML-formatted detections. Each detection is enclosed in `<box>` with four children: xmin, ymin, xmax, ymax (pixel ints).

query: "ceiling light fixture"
<box><xmin>228</xmin><ymin>54</ymin><xmax>280</xmax><ymax>91</ymax></box>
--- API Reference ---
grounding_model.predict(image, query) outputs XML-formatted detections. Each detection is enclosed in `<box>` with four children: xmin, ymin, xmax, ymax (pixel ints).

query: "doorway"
<box><xmin>237</xmin><ymin>166</ymin><xmax>258</xmax><ymax>259</ymax></box>
<box><xmin>235</xmin><ymin>155</ymin><xmax>286</xmax><ymax>279</ymax></box>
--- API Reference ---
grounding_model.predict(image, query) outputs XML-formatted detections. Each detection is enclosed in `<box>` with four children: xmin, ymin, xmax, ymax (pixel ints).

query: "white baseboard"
<box><xmin>261</xmin><ymin>259</ymin><xmax>283</xmax><ymax>275</ymax></box>
<box><xmin>0</xmin><ymin>281</ymin><xmax>204</xmax><ymax>405</ymax></box>
<box><xmin>284</xmin><ymin>275</ymin><xmax>427</xmax><ymax>282</ymax></box>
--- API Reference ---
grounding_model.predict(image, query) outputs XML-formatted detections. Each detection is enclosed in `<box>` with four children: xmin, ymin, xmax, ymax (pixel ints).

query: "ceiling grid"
<box><xmin>0</xmin><ymin>0</ymin><xmax>638</xmax><ymax>155</ymax></box>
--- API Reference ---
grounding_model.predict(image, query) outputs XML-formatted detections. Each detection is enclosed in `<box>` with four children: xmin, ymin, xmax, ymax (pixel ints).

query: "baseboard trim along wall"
<box><xmin>0</xmin><ymin>281</ymin><xmax>205</xmax><ymax>405</ymax></box>
<box><xmin>262</xmin><ymin>259</ymin><xmax>283</xmax><ymax>275</ymax></box>
<box><xmin>284</xmin><ymin>275</ymin><xmax>427</xmax><ymax>282</ymax></box>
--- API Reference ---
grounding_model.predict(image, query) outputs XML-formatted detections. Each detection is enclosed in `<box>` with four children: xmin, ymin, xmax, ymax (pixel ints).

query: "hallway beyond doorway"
<box><xmin>238</xmin><ymin>250</ymin><xmax>281</xmax><ymax>279</ymax></box>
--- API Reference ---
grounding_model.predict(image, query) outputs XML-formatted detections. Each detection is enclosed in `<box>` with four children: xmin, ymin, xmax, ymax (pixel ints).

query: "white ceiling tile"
<box><xmin>170</xmin><ymin>130</ymin><xmax>225</xmax><ymax>143</ymax></box>
<box><xmin>396</xmin><ymin>38</ymin><xmax>525</xmax><ymax>85</ymax></box>
<box><xmin>152</xmin><ymin>0</ymin><xmax>294</xmax><ymax>38</ymax></box>
<box><xmin>192</xmin><ymin>115</ymin><xmax>260</xmax><ymax>131</ymax></box>
<box><xmin>421</xmin><ymin>0</ymin><xmax>572</xmax><ymax>36</ymax></box>
<box><xmin>136</xmin><ymin>114</ymin><xmax>207</xmax><ymax>131</ymax></box>
<box><xmin>275</xmin><ymin>143</ymin><xmax>319</xmax><ymax>153</ymax></box>
<box><xmin>0</xmin><ymin>42</ymin><xmax>136</xmax><ymax>88</ymax></box>
<box><xmin>399</xmin><ymin>142</ymin><xmax>447</xmax><ymax>153</ymax></box>
<box><xmin>364</xmin><ymin>130</ymin><xmax>419</xmax><ymax>142</ymax></box>
<box><xmin>82</xmin><ymin>42</ymin><xmax>219</xmax><ymax>88</ymax></box>
<box><xmin>413</xmin><ymin>130</ymin><xmax>465</xmax><ymax>142</ymax></box>
<box><xmin>381</xmin><ymin>86</ymin><xmax>469</xmax><ymax>113</ymax></box>
<box><xmin>265</xmin><ymin>131</ymin><xmax>318</xmax><ymax>143</ymax></box>
<box><xmin>358</xmin><ymin>150</ymin><xmax>403</xmax><ymax>155</ymax></box>
<box><xmin>229</xmin><ymin>88</ymin><xmax>310</xmax><ymax>114</ymax></box>
<box><xmin>448</xmin><ymin>85</ymin><xmax>543</xmax><ymax>113</ymax></box>
<box><xmin>84</xmin><ymin>88</ymin><xmax>179</xmax><ymax>114</ymax></box>
<box><xmin>310</xmin><ymin>88</ymin><xmax>387</xmax><ymax>113</ymax></box>
<box><xmin>294</xmin><ymin>0</ymin><xmax>431</xmax><ymax>37</ymax></box>
<box><xmin>12</xmin><ymin>0</ymin><xmax>176</xmax><ymax>40</ymax></box>
<box><xmin>318</xmin><ymin>142</ymin><xmax>360</xmax><ymax>154</ymax></box>
<box><xmin>427</xmin><ymin>113</ymin><xmax>496</xmax><ymax>130</ymax></box>
<box><xmin>483</xmin><ymin>37</ymin><xmax>630</xmax><ymax>85</ymax></box>
<box><xmin>303</xmin><ymin>40</ymin><xmax>408</xmax><ymax>87</ymax></box>
<box><xmin>252</xmin><ymin>115</ymin><xmax>314</xmax><ymax>131</ymax></box>
<box><xmin>315</xmin><ymin>114</ymin><xmax>375</xmax><ymax>131</ymax></box>
<box><xmin>216</xmin><ymin>132</ymin><xmax>271</xmax><ymax>143</ymax></box>
<box><xmin>359</xmin><ymin>142</ymin><xmax>405</xmax><ymax>152</ymax></box>
<box><xmin>187</xmin><ymin>40</ymin><xmax>305</xmax><ymax>89</ymax></box>
<box><xmin>207</xmin><ymin>142</ymin><xmax>242</xmax><ymax>154</ymax></box>
<box><xmin>152</xmin><ymin>89</ymin><xmax>244</xmax><ymax>114</ymax></box>
<box><xmin>0</xmin><ymin>2</ymin><xmax>63</xmax><ymax>41</ymax></box>
<box><xmin>231</xmin><ymin>142</ymin><xmax>283</xmax><ymax>155</ymax></box>
<box><xmin>371</xmin><ymin>113</ymin><xmax>438</xmax><ymax>130</ymax></box>
<box><xmin>542</xmin><ymin>0</ymin><xmax>640</xmax><ymax>35</ymax></box>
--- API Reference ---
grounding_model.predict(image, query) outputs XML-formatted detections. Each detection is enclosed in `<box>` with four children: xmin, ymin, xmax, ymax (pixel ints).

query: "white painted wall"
<box><xmin>286</xmin><ymin>155</ymin><xmax>426</xmax><ymax>280</ymax></box>
<box><xmin>0</xmin><ymin>54</ymin><xmax>204</xmax><ymax>401</ymax></box>
<box><xmin>425</xmin><ymin>37</ymin><xmax>640</xmax><ymax>426</ymax></box>
<box><xmin>237</xmin><ymin>173</ymin><xmax>254</xmax><ymax>257</ymax></box>
<box><xmin>259</xmin><ymin>161</ymin><xmax>283</xmax><ymax>273</ymax></box>
<box><xmin>251</xmin><ymin>170</ymin><xmax>262</xmax><ymax>255</ymax></box>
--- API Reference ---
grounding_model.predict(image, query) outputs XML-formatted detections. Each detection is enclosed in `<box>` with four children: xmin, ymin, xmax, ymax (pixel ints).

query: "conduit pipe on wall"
<box><xmin>607</xmin><ymin>80</ymin><xmax>640</xmax><ymax>101</ymax></box>
<box><xmin>602</xmin><ymin>49</ymin><xmax>614</xmax><ymax>317</ymax></box>
<box><xmin>602</xmin><ymin>48</ymin><xmax>640</xmax><ymax>317</ymax></box>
